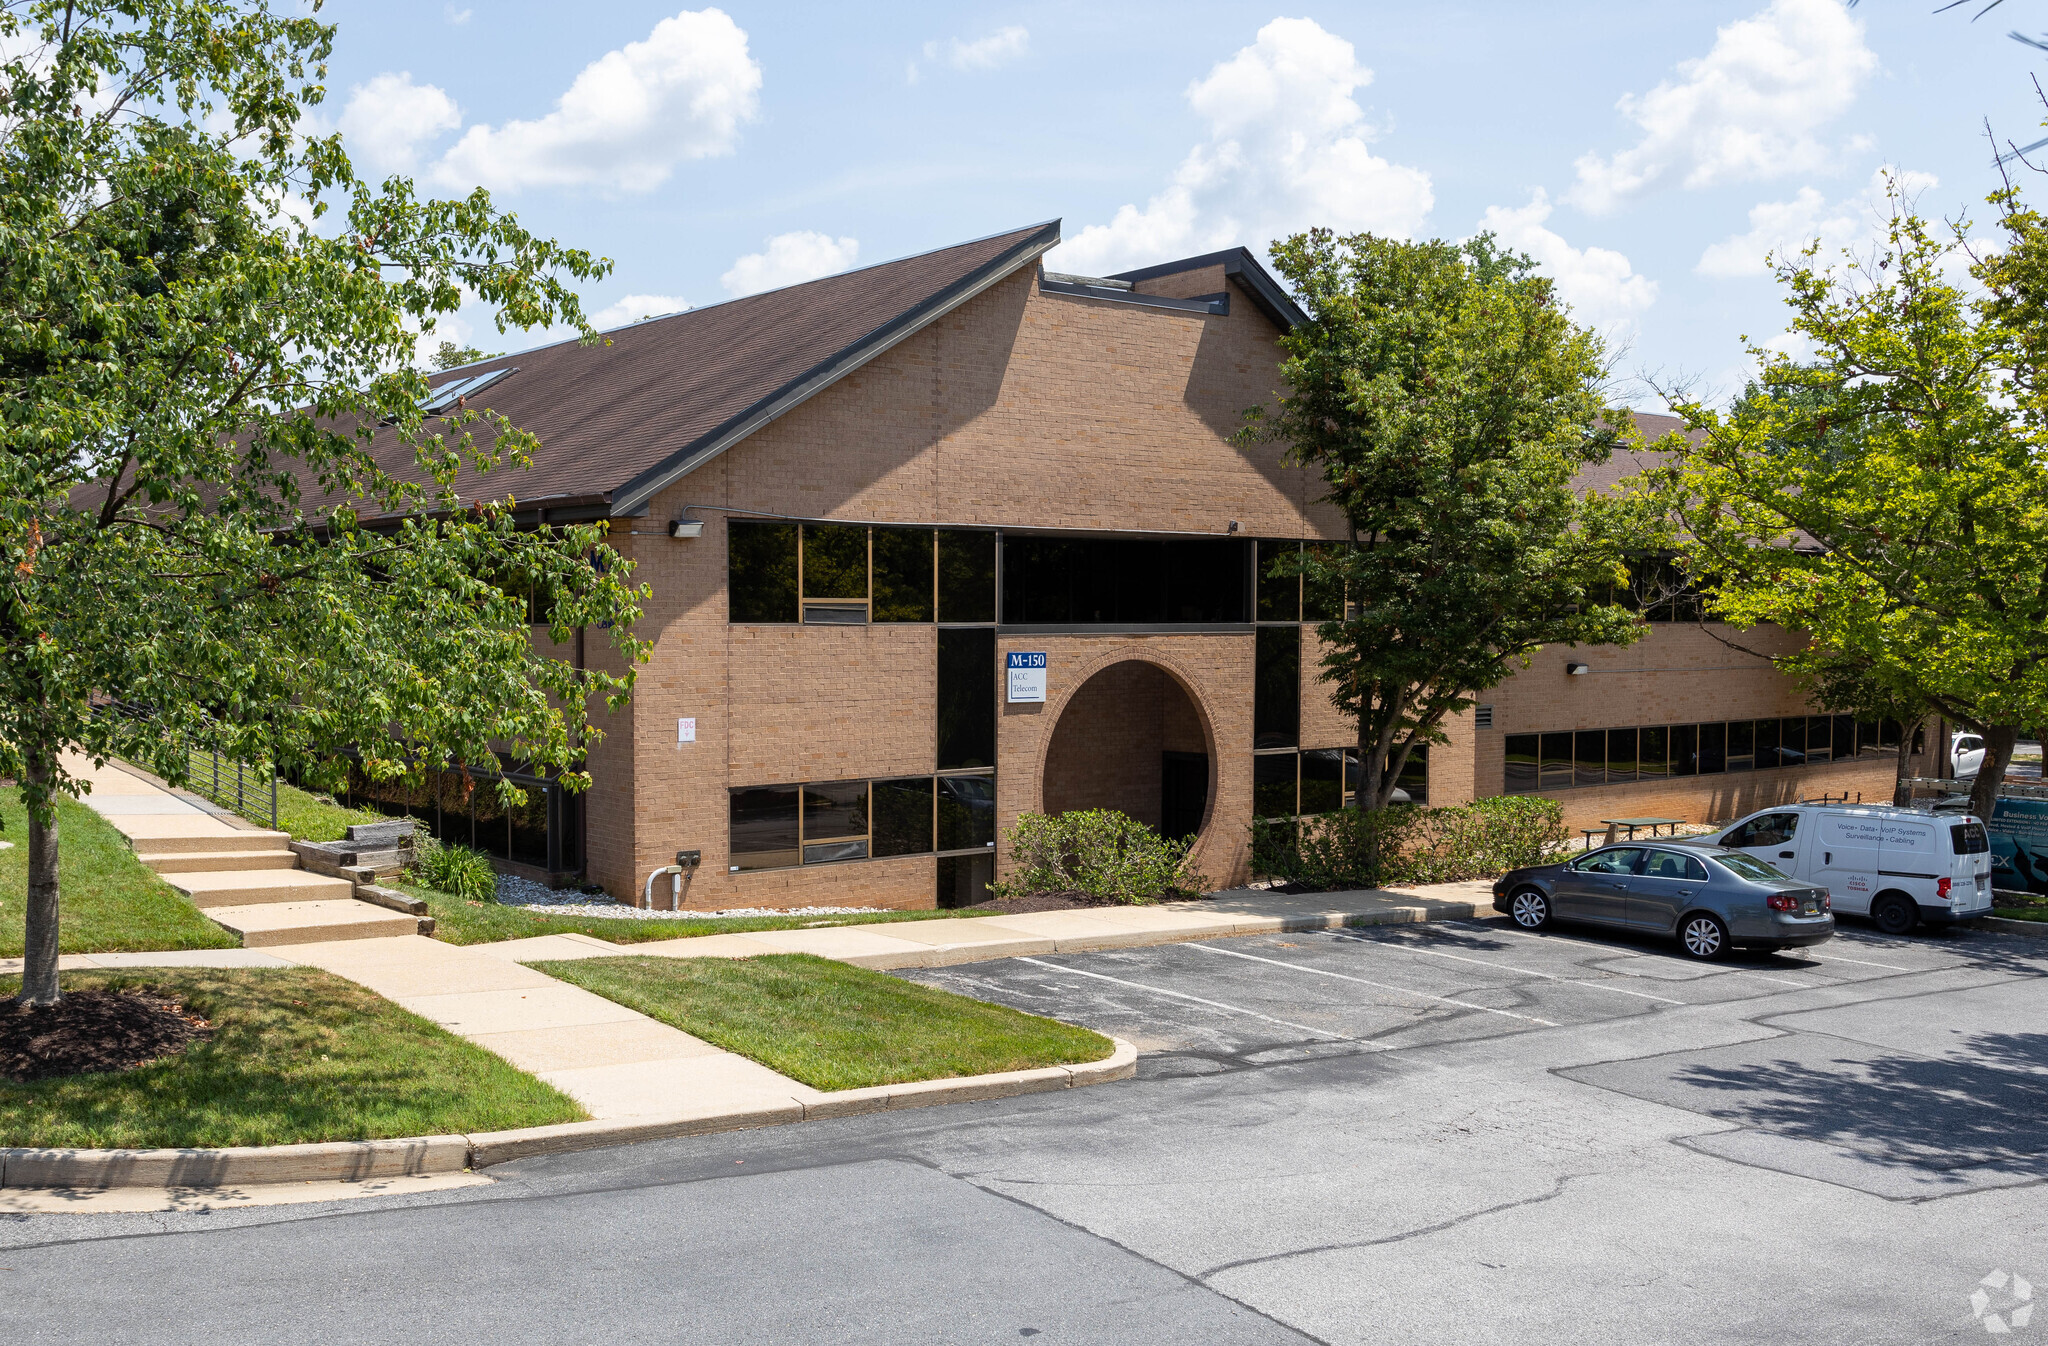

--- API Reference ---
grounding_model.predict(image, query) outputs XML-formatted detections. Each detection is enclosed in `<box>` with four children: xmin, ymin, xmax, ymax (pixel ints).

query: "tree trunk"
<box><xmin>17</xmin><ymin>754</ymin><xmax>61</xmax><ymax>1007</ymax></box>
<box><xmin>1968</xmin><ymin>724</ymin><xmax>2019</xmax><ymax>823</ymax></box>
<box><xmin>1892</xmin><ymin>725</ymin><xmax>1914</xmax><ymax>807</ymax></box>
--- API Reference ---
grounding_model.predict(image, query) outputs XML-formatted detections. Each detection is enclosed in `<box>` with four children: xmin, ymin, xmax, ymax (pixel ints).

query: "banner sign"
<box><xmin>1989</xmin><ymin>796</ymin><xmax>2048</xmax><ymax>894</ymax></box>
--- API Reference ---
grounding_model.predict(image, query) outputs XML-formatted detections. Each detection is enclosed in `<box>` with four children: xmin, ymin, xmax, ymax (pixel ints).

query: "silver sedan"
<box><xmin>1490</xmin><ymin>842</ymin><xmax>1835</xmax><ymax>960</ymax></box>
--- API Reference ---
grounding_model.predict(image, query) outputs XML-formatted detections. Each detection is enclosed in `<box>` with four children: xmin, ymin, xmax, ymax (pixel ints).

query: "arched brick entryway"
<box><xmin>1041</xmin><ymin>660</ymin><xmax>1213</xmax><ymax>841</ymax></box>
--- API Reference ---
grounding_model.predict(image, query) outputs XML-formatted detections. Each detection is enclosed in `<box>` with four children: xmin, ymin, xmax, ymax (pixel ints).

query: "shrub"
<box><xmin>1250</xmin><ymin>795</ymin><xmax>1566</xmax><ymax>891</ymax></box>
<box><xmin>992</xmin><ymin>809</ymin><xmax>1208</xmax><ymax>905</ymax></box>
<box><xmin>409</xmin><ymin>835</ymin><xmax>499</xmax><ymax>902</ymax></box>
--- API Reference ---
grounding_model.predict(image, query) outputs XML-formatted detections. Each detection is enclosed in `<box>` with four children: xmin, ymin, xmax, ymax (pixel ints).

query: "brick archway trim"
<box><xmin>1028</xmin><ymin>645</ymin><xmax>1221</xmax><ymax>844</ymax></box>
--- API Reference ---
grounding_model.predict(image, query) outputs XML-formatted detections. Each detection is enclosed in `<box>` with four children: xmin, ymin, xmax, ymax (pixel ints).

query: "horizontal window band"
<box><xmin>995</xmin><ymin>623</ymin><xmax>1254</xmax><ymax>636</ymax></box>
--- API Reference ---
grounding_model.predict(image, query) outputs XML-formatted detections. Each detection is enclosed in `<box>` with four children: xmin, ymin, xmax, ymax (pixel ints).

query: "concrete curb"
<box><xmin>0</xmin><ymin>1039</ymin><xmax>1138</xmax><ymax>1189</ymax></box>
<box><xmin>1977</xmin><ymin>915</ymin><xmax>2048</xmax><ymax>940</ymax></box>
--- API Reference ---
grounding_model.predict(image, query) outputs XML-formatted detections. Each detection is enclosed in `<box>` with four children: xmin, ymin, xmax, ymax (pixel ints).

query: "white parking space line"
<box><xmin>1482</xmin><ymin>923</ymin><xmax>1817</xmax><ymax>988</ymax></box>
<box><xmin>1331</xmin><ymin>933</ymin><xmax>1685</xmax><ymax>1005</ymax></box>
<box><xmin>1012</xmin><ymin>958</ymin><xmax>1347</xmax><ymax>1041</ymax></box>
<box><xmin>1803</xmin><ymin>950</ymin><xmax>1916</xmax><ymax>972</ymax></box>
<box><xmin>1188</xmin><ymin>943</ymin><xmax>1559</xmax><ymax>1026</ymax></box>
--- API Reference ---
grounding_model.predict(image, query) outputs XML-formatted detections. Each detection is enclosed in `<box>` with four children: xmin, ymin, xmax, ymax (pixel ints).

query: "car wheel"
<box><xmin>1509</xmin><ymin>888</ymin><xmax>1552</xmax><ymax>930</ymax></box>
<box><xmin>1872</xmin><ymin>892</ymin><xmax>1918</xmax><ymax>936</ymax></box>
<box><xmin>1678</xmin><ymin>913</ymin><xmax>1729</xmax><ymax>961</ymax></box>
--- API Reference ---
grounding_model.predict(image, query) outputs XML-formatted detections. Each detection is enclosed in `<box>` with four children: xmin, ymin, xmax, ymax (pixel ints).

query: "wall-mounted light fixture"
<box><xmin>1566</xmin><ymin>662</ymin><xmax>1590</xmax><ymax>676</ymax></box>
<box><xmin>668</xmin><ymin>514</ymin><xmax>704</xmax><ymax>539</ymax></box>
<box><xmin>1226</xmin><ymin>519</ymin><xmax>1241</xmax><ymax>534</ymax></box>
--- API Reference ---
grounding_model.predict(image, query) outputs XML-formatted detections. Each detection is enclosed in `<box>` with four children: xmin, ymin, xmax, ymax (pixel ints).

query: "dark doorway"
<box><xmin>937</xmin><ymin>852</ymin><xmax>995</xmax><ymax>908</ymax></box>
<box><xmin>1160</xmin><ymin>751</ymin><xmax>1209</xmax><ymax>841</ymax></box>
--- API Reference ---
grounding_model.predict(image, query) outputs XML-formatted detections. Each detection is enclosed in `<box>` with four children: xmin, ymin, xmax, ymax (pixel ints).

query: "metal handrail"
<box><xmin>91</xmin><ymin>699</ymin><xmax>279</xmax><ymax>829</ymax></box>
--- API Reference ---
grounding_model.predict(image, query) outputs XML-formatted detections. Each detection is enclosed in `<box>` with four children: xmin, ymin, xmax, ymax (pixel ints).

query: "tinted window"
<box><xmin>1505</xmin><ymin>734</ymin><xmax>1539</xmax><ymax>793</ymax></box>
<box><xmin>1256</xmin><ymin>540</ymin><xmax>1299</xmax><ymax>621</ymax></box>
<box><xmin>1755</xmin><ymin>717</ymin><xmax>1783</xmax><ymax>767</ymax></box>
<box><xmin>802</xmin><ymin>779</ymin><xmax>868</xmax><ymax>841</ymax></box>
<box><xmin>1698</xmin><ymin>721</ymin><xmax>1727</xmax><ymax>774</ymax></box>
<box><xmin>937</xmin><ymin>628</ymin><xmax>996</xmax><ymax>769</ymax></box>
<box><xmin>1254</xmin><ymin>625</ymin><xmax>1300</xmax><ymax>749</ymax></box>
<box><xmin>1575</xmin><ymin>730</ymin><xmax>1605</xmax><ymax>788</ymax></box>
<box><xmin>1606</xmin><ymin>727</ymin><xmax>1638</xmax><ymax>783</ymax></box>
<box><xmin>1726</xmin><ymin>719</ymin><xmax>1754</xmax><ymax>771</ymax></box>
<box><xmin>1670</xmin><ymin>724</ymin><xmax>1697</xmax><ymax>778</ymax></box>
<box><xmin>1725</xmin><ymin>812</ymin><xmax>1799</xmax><ymax>848</ymax></box>
<box><xmin>936</xmin><ymin>772</ymin><xmax>995</xmax><ymax>852</ymax></box>
<box><xmin>937</xmin><ymin>530</ymin><xmax>995</xmax><ymax>623</ymax></box>
<box><xmin>1540</xmin><ymin>732</ymin><xmax>1574</xmax><ymax>790</ymax></box>
<box><xmin>802</xmin><ymin>524</ymin><xmax>868</xmax><ymax>600</ymax></box>
<box><xmin>872</xmin><ymin>777</ymin><xmax>935</xmax><ymax>857</ymax></box>
<box><xmin>728</xmin><ymin>521</ymin><xmax>798</xmax><ymax>622</ymax></box>
<box><xmin>1300</xmin><ymin>748</ymin><xmax>1345</xmax><ymax>813</ymax></box>
<box><xmin>1951</xmin><ymin>822</ymin><xmax>1990</xmax><ymax>855</ymax></box>
<box><xmin>1715</xmin><ymin>852</ymin><xmax>1789</xmax><ymax>882</ymax></box>
<box><xmin>1302</xmin><ymin>543</ymin><xmax>1344</xmax><ymax>621</ymax></box>
<box><xmin>730</xmin><ymin>785</ymin><xmax>800</xmax><ymax>870</ymax></box>
<box><xmin>1639</xmin><ymin>726</ymin><xmax>1669</xmax><ymax>779</ymax></box>
<box><xmin>1002</xmin><ymin>535</ymin><xmax>1250</xmax><ymax>624</ymax></box>
<box><xmin>1396</xmin><ymin>744</ymin><xmax>1428</xmax><ymax>805</ymax></box>
<box><xmin>1574</xmin><ymin>847</ymin><xmax>1645</xmax><ymax>875</ymax></box>
<box><xmin>1641</xmin><ymin>850</ymin><xmax>1708</xmax><ymax>882</ymax></box>
<box><xmin>872</xmin><ymin>528</ymin><xmax>934</xmax><ymax>622</ymax></box>
<box><xmin>1253</xmin><ymin>753</ymin><xmax>1297</xmax><ymax>818</ymax></box>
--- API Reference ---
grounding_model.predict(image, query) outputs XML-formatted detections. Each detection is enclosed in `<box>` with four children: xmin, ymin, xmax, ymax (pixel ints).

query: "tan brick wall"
<box><xmin>1041</xmin><ymin>660</ymin><xmax>1207</xmax><ymax>828</ymax></box>
<box><xmin>1530</xmin><ymin>754</ymin><xmax>1902</xmax><ymax>834</ymax></box>
<box><xmin>575</xmin><ymin>264</ymin><xmax>1856</xmax><ymax>909</ymax></box>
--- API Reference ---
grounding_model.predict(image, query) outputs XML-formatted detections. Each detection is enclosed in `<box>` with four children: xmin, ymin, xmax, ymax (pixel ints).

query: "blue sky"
<box><xmin>315</xmin><ymin>1</ymin><xmax>2048</xmax><ymax>406</ymax></box>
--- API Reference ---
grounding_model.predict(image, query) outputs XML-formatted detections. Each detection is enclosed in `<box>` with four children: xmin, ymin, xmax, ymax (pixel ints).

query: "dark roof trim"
<box><xmin>1038</xmin><ymin>272</ymin><xmax>1229</xmax><ymax>316</ymax></box>
<box><xmin>1110</xmin><ymin>247</ymin><xmax>1308</xmax><ymax>331</ymax></box>
<box><xmin>610</xmin><ymin>219</ymin><xmax>1063</xmax><ymax>516</ymax></box>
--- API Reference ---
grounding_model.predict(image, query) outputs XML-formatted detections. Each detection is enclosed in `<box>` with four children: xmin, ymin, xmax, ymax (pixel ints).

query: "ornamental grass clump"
<box><xmin>993</xmin><ymin>809</ymin><xmax>1207</xmax><ymax>905</ymax></box>
<box><xmin>408</xmin><ymin>836</ymin><xmax>499</xmax><ymax>903</ymax></box>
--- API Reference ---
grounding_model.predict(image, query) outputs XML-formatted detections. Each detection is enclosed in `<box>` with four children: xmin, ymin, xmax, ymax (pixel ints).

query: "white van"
<box><xmin>1699</xmin><ymin>804</ymin><xmax>1993</xmax><ymax>936</ymax></box>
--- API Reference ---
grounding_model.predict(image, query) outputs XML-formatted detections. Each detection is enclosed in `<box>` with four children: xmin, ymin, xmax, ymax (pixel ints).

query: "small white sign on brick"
<box><xmin>1007</xmin><ymin>652</ymin><xmax>1047</xmax><ymax>703</ymax></box>
<box><xmin>677</xmin><ymin>717</ymin><xmax>697</xmax><ymax>745</ymax></box>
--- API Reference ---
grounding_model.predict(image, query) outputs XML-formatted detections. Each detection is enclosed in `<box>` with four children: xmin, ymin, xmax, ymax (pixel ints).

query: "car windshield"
<box><xmin>1714</xmin><ymin>852</ymin><xmax>1788</xmax><ymax>882</ymax></box>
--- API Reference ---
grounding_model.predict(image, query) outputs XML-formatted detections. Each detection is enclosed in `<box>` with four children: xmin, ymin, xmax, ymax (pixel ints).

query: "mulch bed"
<box><xmin>0</xmin><ymin>988</ymin><xmax>211</xmax><ymax>1083</ymax></box>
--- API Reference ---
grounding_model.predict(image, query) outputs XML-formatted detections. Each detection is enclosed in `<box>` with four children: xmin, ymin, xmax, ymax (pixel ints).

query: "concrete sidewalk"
<box><xmin>466</xmin><ymin>879</ymin><xmax>1503</xmax><ymax>972</ymax></box>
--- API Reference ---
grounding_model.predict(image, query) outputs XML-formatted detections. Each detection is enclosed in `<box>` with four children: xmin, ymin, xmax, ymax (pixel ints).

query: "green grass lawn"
<box><xmin>0</xmin><ymin>967</ymin><xmax>584</xmax><ymax>1148</ymax></box>
<box><xmin>0</xmin><ymin>788</ymin><xmax>238</xmax><ymax>959</ymax></box>
<box><xmin>404</xmin><ymin>879</ymin><xmax>998</xmax><ymax>946</ymax></box>
<box><xmin>1993</xmin><ymin>893</ymin><xmax>2048</xmax><ymax>922</ymax></box>
<box><xmin>532</xmin><ymin>953</ymin><xmax>1113</xmax><ymax>1091</ymax></box>
<box><xmin>270</xmin><ymin>780</ymin><xmax>384</xmax><ymax>844</ymax></box>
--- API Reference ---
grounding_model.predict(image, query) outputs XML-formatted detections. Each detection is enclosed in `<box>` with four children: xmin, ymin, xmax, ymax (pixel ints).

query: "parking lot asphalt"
<box><xmin>6</xmin><ymin>918</ymin><xmax>2047</xmax><ymax>1345</ymax></box>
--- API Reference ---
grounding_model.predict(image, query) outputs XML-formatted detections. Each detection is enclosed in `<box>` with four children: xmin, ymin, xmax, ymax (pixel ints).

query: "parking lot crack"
<box><xmin>1191</xmin><ymin>1173</ymin><xmax>1584</xmax><ymax>1282</ymax></box>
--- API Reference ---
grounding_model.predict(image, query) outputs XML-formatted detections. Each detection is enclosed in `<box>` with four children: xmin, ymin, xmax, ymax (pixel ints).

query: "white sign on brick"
<box><xmin>677</xmin><ymin>717</ymin><xmax>697</xmax><ymax>745</ymax></box>
<box><xmin>1007</xmin><ymin>652</ymin><xmax>1047</xmax><ymax>703</ymax></box>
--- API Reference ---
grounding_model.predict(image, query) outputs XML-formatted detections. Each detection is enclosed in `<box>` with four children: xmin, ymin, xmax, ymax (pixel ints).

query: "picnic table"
<box><xmin>1599</xmin><ymin>816</ymin><xmax>1687</xmax><ymax>841</ymax></box>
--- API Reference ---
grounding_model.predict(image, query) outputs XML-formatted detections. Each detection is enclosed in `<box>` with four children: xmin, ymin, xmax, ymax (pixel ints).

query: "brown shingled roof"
<box><xmin>330</xmin><ymin>220</ymin><xmax>1062</xmax><ymax>519</ymax></box>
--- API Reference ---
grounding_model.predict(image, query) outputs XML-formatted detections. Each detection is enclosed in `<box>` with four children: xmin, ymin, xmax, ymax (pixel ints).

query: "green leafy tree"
<box><xmin>1785</xmin><ymin>649</ymin><xmax>1934</xmax><ymax>805</ymax></box>
<box><xmin>431</xmin><ymin>340</ymin><xmax>498</xmax><ymax>371</ymax></box>
<box><xmin>1245</xmin><ymin>230</ymin><xmax>1651</xmax><ymax>808</ymax></box>
<box><xmin>1646</xmin><ymin>182</ymin><xmax>2048</xmax><ymax>822</ymax></box>
<box><xmin>0</xmin><ymin>0</ymin><xmax>648</xmax><ymax>1007</ymax></box>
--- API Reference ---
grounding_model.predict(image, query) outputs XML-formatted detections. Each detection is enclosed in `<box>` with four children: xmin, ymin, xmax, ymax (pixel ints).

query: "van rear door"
<box><xmin>1949</xmin><ymin>819</ymin><xmax>1993</xmax><ymax>916</ymax></box>
<box><xmin>1814</xmin><ymin>811</ymin><xmax>1883</xmax><ymax>915</ymax></box>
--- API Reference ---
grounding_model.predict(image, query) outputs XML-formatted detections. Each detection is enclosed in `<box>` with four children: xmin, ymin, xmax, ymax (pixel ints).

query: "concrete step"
<box><xmin>143</xmin><ymin>849</ymin><xmax>300</xmax><ymax>875</ymax></box>
<box><xmin>130</xmin><ymin>830</ymin><xmax>292</xmax><ymax>857</ymax></box>
<box><xmin>165</xmin><ymin>869</ymin><xmax>355</xmax><ymax>909</ymax></box>
<box><xmin>204</xmin><ymin>898</ymin><xmax>420</xmax><ymax>948</ymax></box>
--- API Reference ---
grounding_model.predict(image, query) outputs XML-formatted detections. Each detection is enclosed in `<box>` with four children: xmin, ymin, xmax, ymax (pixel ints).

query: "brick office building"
<box><xmin>362</xmin><ymin>222</ymin><xmax>1925</xmax><ymax>909</ymax></box>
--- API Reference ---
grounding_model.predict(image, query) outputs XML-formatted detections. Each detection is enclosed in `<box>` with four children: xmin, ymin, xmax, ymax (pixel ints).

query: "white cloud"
<box><xmin>433</xmin><ymin>8</ymin><xmax>761</xmax><ymax>195</ymax></box>
<box><xmin>590</xmin><ymin>293</ymin><xmax>692</xmax><ymax>329</ymax></box>
<box><xmin>337</xmin><ymin>72</ymin><xmax>461</xmax><ymax>177</ymax></box>
<box><xmin>1476</xmin><ymin>190</ymin><xmax>1658</xmax><ymax>334</ymax></box>
<box><xmin>925</xmin><ymin>25</ymin><xmax>1028</xmax><ymax>71</ymax></box>
<box><xmin>1567</xmin><ymin>0</ymin><xmax>1877</xmax><ymax>214</ymax></box>
<box><xmin>1696</xmin><ymin>168</ymin><xmax>1939</xmax><ymax>276</ymax></box>
<box><xmin>720</xmin><ymin>232</ymin><xmax>860</xmax><ymax>297</ymax></box>
<box><xmin>444</xmin><ymin>4</ymin><xmax>471</xmax><ymax>24</ymax></box>
<box><xmin>1049</xmin><ymin>18</ymin><xmax>1432</xmax><ymax>276</ymax></box>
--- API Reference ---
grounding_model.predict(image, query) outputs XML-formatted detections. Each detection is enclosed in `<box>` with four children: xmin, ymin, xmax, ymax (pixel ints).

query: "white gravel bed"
<box><xmin>490</xmin><ymin>873</ymin><xmax>877</xmax><ymax>921</ymax></box>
